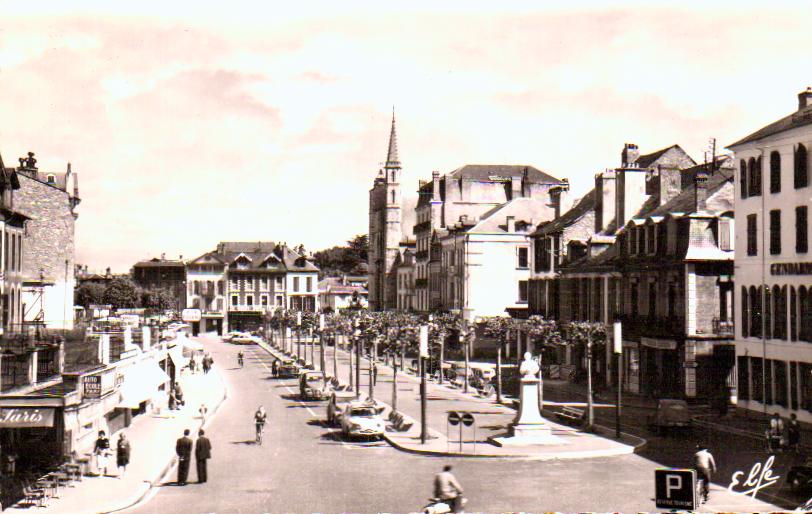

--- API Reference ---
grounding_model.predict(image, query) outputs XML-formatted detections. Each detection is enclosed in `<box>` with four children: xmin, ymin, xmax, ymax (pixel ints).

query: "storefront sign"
<box><xmin>0</xmin><ymin>407</ymin><xmax>55</xmax><ymax>428</ymax></box>
<box><xmin>83</xmin><ymin>375</ymin><xmax>102</xmax><ymax>399</ymax></box>
<box><xmin>182</xmin><ymin>308</ymin><xmax>202</xmax><ymax>322</ymax></box>
<box><xmin>771</xmin><ymin>262</ymin><xmax>812</xmax><ymax>275</ymax></box>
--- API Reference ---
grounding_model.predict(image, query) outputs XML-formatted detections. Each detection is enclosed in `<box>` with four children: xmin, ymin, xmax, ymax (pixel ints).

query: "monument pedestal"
<box><xmin>492</xmin><ymin>377</ymin><xmax>564</xmax><ymax>447</ymax></box>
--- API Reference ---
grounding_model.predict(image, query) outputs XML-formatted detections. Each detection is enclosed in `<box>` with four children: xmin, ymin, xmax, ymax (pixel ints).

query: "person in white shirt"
<box><xmin>694</xmin><ymin>444</ymin><xmax>717</xmax><ymax>502</ymax></box>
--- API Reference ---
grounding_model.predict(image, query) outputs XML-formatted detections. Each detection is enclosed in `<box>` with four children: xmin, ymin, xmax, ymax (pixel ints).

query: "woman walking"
<box><xmin>117</xmin><ymin>433</ymin><xmax>131</xmax><ymax>478</ymax></box>
<box><xmin>94</xmin><ymin>430</ymin><xmax>111</xmax><ymax>477</ymax></box>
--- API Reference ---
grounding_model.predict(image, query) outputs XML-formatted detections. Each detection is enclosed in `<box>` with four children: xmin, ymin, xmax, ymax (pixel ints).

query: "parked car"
<box><xmin>223</xmin><ymin>331</ymin><xmax>247</xmax><ymax>342</ymax></box>
<box><xmin>340</xmin><ymin>401</ymin><xmax>385</xmax><ymax>441</ymax></box>
<box><xmin>646</xmin><ymin>399</ymin><xmax>693</xmax><ymax>435</ymax></box>
<box><xmin>232</xmin><ymin>333</ymin><xmax>257</xmax><ymax>345</ymax></box>
<box><xmin>299</xmin><ymin>371</ymin><xmax>329</xmax><ymax>400</ymax></box>
<box><xmin>326</xmin><ymin>390</ymin><xmax>357</xmax><ymax>426</ymax></box>
<box><xmin>278</xmin><ymin>358</ymin><xmax>299</xmax><ymax>378</ymax></box>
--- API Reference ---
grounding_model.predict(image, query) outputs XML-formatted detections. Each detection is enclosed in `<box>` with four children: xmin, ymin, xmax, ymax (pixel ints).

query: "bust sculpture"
<box><xmin>519</xmin><ymin>352</ymin><xmax>540</xmax><ymax>378</ymax></box>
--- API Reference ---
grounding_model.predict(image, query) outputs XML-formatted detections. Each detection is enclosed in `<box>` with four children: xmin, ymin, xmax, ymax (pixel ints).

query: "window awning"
<box><xmin>118</xmin><ymin>359</ymin><xmax>171</xmax><ymax>409</ymax></box>
<box><xmin>168</xmin><ymin>346</ymin><xmax>189</xmax><ymax>369</ymax></box>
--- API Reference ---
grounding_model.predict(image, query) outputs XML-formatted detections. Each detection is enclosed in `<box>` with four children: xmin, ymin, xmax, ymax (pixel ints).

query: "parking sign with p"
<box><xmin>655</xmin><ymin>468</ymin><xmax>696</xmax><ymax>510</ymax></box>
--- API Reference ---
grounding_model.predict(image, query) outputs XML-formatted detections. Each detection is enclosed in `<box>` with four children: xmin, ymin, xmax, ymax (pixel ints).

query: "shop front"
<box><xmin>639</xmin><ymin>337</ymin><xmax>681</xmax><ymax>398</ymax></box>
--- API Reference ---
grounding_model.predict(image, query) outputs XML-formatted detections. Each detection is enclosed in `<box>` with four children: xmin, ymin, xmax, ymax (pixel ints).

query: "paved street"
<box><xmin>122</xmin><ymin>336</ymin><xmax>785</xmax><ymax>512</ymax></box>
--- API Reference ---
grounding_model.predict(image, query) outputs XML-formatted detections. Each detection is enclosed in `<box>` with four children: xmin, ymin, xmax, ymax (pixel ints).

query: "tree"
<box><xmin>563</xmin><ymin>321</ymin><xmax>606</xmax><ymax>430</ymax></box>
<box><xmin>141</xmin><ymin>288</ymin><xmax>176</xmax><ymax>311</ymax></box>
<box><xmin>74</xmin><ymin>282</ymin><xmax>106</xmax><ymax>308</ymax></box>
<box><xmin>103</xmin><ymin>277</ymin><xmax>141</xmax><ymax>310</ymax></box>
<box><xmin>312</xmin><ymin>234</ymin><xmax>369</xmax><ymax>277</ymax></box>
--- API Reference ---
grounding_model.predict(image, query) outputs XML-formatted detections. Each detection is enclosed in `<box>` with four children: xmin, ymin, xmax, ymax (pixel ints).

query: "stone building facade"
<box><xmin>132</xmin><ymin>256</ymin><xmax>187</xmax><ymax>312</ymax></box>
<box><xmin>729</xmin><ymin>88</ymin><xmax>812</xmax><ymax>422</ymax></box>
<box><xmin>12</xmin><ymin>152</ymin><xmax>80</xmax><ymax>330</ymax></box>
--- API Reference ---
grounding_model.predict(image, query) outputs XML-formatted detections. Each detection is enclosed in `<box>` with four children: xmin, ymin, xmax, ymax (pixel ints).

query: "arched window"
<box><xmin>741</xmin><ymin>286</ymin><xmax>749</xmax><ymax>338</ymax></box>
<box><xmin>748</xmin><ymin>157</ymin><xmax>762</xmax><ymax>196</ymax></box>
<box><xmin>774</xmin><ymin>285</ymin><xmax>787</xmax><ymax>340</ymax></box>
<box><xmin>770</xmin><ymin>151</ymin><xmax>782</xmax><ymax>194</ymax></box>
<box><xmin>796</xmin><ymin>143</ymin><xmax>809</xmax><ymax>189</ymax></box>
<box><xmin>765</xmin><ymin>286</ymin><xmax>772</xmax><ymax>340</ymax></box>
<box><xmin>791</xmin><ymin>286</ymin><xmax>798</xmax><ymax>341</ymax></box>
<box><xmin>740</xmin><ymin>159</ymin><xmax>748</xmax><ymax>199</ymax></box>
<box><xmin>750</xmin><ymin>286</ymin><xmax>762</xmax><ymax>338</ymax></box>
<box><xmin>801</xmin><ymin>286</ymin><xmax>812</xmax><ymax>342</ymax></box>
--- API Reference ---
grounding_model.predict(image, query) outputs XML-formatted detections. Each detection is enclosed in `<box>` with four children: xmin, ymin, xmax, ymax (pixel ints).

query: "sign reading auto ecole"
<box><xmin>182</xmin><ymin>308</ymin><xmax>202</xmax><ymax>322</ymax></box>
<box><xmin>771</xmin><ymin>262</ymin><xmax>812</xmax><ymax>275</ymax></box>
<box><xmin>0</xmin><ymin>408</ymin><xmax>56</xmax><ymax>428</ymax></box>
<box><xmin>83</xmin><ymin>375</ymin><xmax>102</xmax><ymax>399</ymax></box>
<box><xmin>655</xmin><ymin>468</ymin><xmax>696</xmax><ymax>510</ymax></box>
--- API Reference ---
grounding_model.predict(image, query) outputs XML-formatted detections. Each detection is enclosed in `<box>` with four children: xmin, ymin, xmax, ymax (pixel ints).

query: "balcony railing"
<box><xmin>616</xmin><ymin>314</ymin><xmax>685</xmax><ymax>339</ymax></box>
<box><xmin>415</xmin><ymin>278</ymin><xmax>428</xmax><ymax>288</ymax></box>
<box><xmin>413</xmin><ymin>221</ymin><xmax>431</xmax><ymax>233</ymax></box>
<box><xmin>415</xmin><ymin>250</ymin><xmax>429</xmax><ymax>261</ymax></box>
<box><xmin>228</xmin><ymin>305</ymin><xmax>271</xmax><ymax>313</ymax></box>
<box><xmin>712</xmin><ymin>318</ymin><xmax>734</xmax><ymax>336</ymax></box>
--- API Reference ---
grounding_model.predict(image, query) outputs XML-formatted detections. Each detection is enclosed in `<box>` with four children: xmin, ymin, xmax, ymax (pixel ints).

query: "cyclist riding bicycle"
<box><xmin>238</xmin><ymin>351</ymin><xmax>244</xmax><ymax>368</ymax></box>
<box><xmin>254</xmin><ymin>406</ymin><xmax>267</xmax><ymax>445</ymax></box>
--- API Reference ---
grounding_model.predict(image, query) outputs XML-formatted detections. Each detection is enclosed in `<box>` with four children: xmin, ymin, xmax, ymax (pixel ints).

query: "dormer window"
<box><xmin>46</xmin><ymin>174</ymin><xmax>55</xmax><ymax>185</ymax></box>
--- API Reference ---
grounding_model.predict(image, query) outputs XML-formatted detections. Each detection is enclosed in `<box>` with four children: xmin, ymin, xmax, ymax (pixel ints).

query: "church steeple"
<box><xmin>385</xmin><ymin>108</ymin><xmax>400</xmax><ymax>168</ymax></box>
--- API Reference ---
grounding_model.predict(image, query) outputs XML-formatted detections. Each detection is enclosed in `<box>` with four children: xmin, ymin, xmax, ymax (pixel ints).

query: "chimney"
<box><xmin>432</xmin><ymin>171</ymin><xmax>441</xmax><ymax>201</ymax></box>
<box><xmin>799</xmin><ymin>87</ymin><xmax>812</xmax><ymax>110</ymax></box>
<box><xmin>179</xmin><ymin>254</ymin><xmax>183</xmax><ymax>261</ymax></box>
<box><xmin>506</xmin><ymin>215</ymin><xmax>516</xmax><ymax>233</ymax></box>
<box><xmin>105</xmin><ymin>267</ymin><xmax>111</xmax><ymax>278</ymax></box>
<box><xmin>695</xmin><ymin>169</ymin><xmax>710</xmax><ymax>211</ymax></box>
<box><xmin>621</xmin><ymin>143</ymin><xmax>639</xmax><ymax>167</ymax></box>
<box><xmin>161</xmin><ymin>252</ymin><xmax>166</xmax><ymax>260</ymax></box>
<box><xmin>510</xmin><ymin>176</ymin><xmax>522</xmax><ymax>199</ymax></box>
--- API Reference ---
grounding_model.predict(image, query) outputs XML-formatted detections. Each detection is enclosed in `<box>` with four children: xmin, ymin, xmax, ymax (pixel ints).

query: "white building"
<box><xmin>729</xmin><ymin>88</ymin><xmax>812</xmax><ymax>420</ymax></box>
<box><xmin>318</xmin><ymin>276</ymin><xmax>368</xmax><ymax>312</ymax></box>
<box><xmin>436</xmin><ymin>198</ymin><xmax>549</xmax><ymax>319</ymax></box>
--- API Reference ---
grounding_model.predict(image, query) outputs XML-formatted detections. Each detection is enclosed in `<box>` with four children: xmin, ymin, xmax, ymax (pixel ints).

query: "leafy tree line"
<box><xmin>75</xmin><ymin>277</ymin><xmax>177</xmax><ymax>311</ymax></box>
<box><xmin>312</xmin><ymin>234</ymin><xmax>368</xmax><ymax>278</ymax></box>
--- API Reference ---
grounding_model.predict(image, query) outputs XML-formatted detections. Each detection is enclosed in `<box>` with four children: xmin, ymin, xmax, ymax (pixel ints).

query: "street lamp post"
<box><xmin>419</xmin><ymin>324</ymin><xmax>428</xmax><ymax>444</ymax></box>
<box><xmin>463</xmin><ymin>322</ymin><xmax>470</xmax><ymax>394</ymax></box>
<box><xmin>586</xmin><ymin>334</ymin><xmax>594</xmax><ymax>430</ymax></box>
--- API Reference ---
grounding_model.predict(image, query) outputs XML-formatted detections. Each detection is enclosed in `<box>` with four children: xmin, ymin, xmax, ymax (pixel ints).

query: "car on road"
<box><xmin>299</xmin><ymin>370</ymin><xmax>329</xmax><ymax>400</ymax></box>
<box><xmin>278</xmin><ymin>358</ymin><xmax>299</xmax><ymax>378</ymax></box>
<box><xmin>646</xmin><ymin>399</ymin><xmax>693</xmax><ymax>435</ymax></box>
<box><xmin>223</xmin><ymin>331</ymin><xmax>248</xmax><ymax>343</ymax></box>
<box><xmin>340</xmin><ymin>401</ymin><xmax>386</xmax><ymax>441</ymax></box>
<box><xmin>326</xmin><ymin>390</ymin><xmax>357</xmax><ymax>426</ymax></box>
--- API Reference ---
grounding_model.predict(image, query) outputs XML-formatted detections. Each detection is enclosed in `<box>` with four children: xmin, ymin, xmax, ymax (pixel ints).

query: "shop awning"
<box><xmin>0</xmin><ymin>407</ymin><xmax>56</xmax><ymax>428</ymax></box>
<box><xmin>118</xmin><ymin>359</ymin><xmax>171</xmax><ymax>409</ymax></box>
<box><xmin>168</xmin><ymin>346</ymin><xmax>189</xmax><ymax>369</ymax></box>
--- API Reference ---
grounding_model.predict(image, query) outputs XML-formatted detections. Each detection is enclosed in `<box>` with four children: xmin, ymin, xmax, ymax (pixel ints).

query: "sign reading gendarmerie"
<box><xmin>655</xmin><ymin>468</ymin><xmax>696</xmax><ymax>510</ymax></box>
<box><xmin>771</xmin><ymin>262</ymin><xmax>812</xmax><ymax>275</ymax></box>
<box><xmin>0</xmin><ymin>408</ymin><xmax>56</xmax><ymax>428</ymax></box>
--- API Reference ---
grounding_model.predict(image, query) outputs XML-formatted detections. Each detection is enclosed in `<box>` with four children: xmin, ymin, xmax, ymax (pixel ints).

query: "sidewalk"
<box><xmin>9</xmin><ymin>354</ymin><xmax>227</xmax><ymax>514</ymax></box>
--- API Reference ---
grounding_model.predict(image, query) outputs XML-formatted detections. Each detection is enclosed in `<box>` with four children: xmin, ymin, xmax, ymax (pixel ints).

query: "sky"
<box><xmin>0</xmin><ymin>1</ymin><xmax>810</xmax><ymax>272</ymax></box>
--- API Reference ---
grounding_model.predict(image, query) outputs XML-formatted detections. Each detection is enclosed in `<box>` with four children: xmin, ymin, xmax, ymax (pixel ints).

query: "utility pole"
<box><xmin>586</xmin><ymin>333</ymin><xmax>594</xmax><ymax>430</ymax></box>
<box><xmin>419</xmin><ymin>325</ymin><xmax>428</xmax><ymax>444</ymax></box>
<box><xmin>496</xmin><ymin>345</ymin><xmax>503</xmax><ymax>404</ymax></box>
<box><xmin>614</xmin><ymin>321</ymin><xmax>623</xmax><ymax>439</ymax></box>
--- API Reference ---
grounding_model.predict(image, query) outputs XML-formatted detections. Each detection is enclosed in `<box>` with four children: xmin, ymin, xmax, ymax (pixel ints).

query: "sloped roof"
<box><xmin>446</xmin><ymin>164</ymin><xmax>563</xmax><ymax>184</ymax></box>
<box><xmin>218</xmin><ymin>242</ymin><xmax>278</xmax><ymax>254</ymax></box>
<box><xmin>216</xmin><ymin>242</ymin><xmax>319</xmax><ymax>272</ymax></box>
<box><xmin>637</xmin><ymin>145</ymin><xmax>683</xmax><ymax>168</ymax></box>
<box><xmin>133</xmin><ymin>258</ymin><xmax>185</xmax><ymax>268</ymax></box>
<box><xmin>729</xmin><ymin>103</ymin><xmax>812</xmax><ymax>148</ymax></box>
<box><xmin>532</xmin><ymin>189</ymin><xmax>596</xmax><ymax>236</ymax></box>
<box><xmin>464</xmin><ymin>197</ymin><xmax>542</xmax><ymax>233</ymax></box>
<box><xmin>643</xmin><ymin>167</ymin><xmax>734</xmax><ymax>218</ymax></box>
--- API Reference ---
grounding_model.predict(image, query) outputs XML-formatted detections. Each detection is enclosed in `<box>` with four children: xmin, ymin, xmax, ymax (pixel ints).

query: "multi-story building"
<box><xmin>729</xmin><ymin>88</ymin><xmax>812</xmax><ymax>421</ymax></box>
<box><xmin>413</xmin><ymin>165</ymin><xmax>569</xmax><ymax>314</ymax></box>
<box><xmin>132</xmin><ymin>255</ymin><xmax>187</xmax><ymax>312</ymax></box>
<box><xmin>435</xmin><ymin>197</ymin><xmax>562</xmax><ymax>319</ymax></box>
<box><xmin>186</xmin><ymin>242</ymin><xmax>319</xmax><ymax>333</ymax></box>
<box><xmin>368</xmin><ymin>113</ymin><xmax>415</xmax><ymax>310</ymax></box>
<box><xmin>0</xmin><ymin>153</ymin><xmax>28</xmax><ymax>333</ymax></box>
<box><xmin>185</xmin><ymin>252</ymin><xmax>226</xmax><ymax>335</ymax></box>
<box><xmin>12</xmin><ymin>152</ymin><xmax>80</xmax><ymax>330</ymax></box>
<box><xmin>395</xmin><ymin>249</ymin><xmax>416</xmax><ymax>311</ymax></box>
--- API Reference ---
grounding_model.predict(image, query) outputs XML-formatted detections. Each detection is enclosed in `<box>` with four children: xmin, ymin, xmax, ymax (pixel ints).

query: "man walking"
<box><xmin>195</xmin><ymin>429</ymin><xmax>212</xmax><ymax>484</ymax></box>
<box><xmin>175</xmin><ymin>429</ymin><xmax>193</xmax><ymax>485</ymax></box>
<box><xmin>694</xmin><ymin>444</ymin><xmax>717</xmax><ymax>503</ymax></box>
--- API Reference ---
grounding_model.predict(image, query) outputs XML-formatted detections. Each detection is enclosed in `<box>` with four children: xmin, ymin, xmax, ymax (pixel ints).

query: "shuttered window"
<box><xmin>769</xmin><ymin>209</ymin><xmax>782</xmax><ymax>255</ymax></box>
<box><xmin>747</xmin><ymin>214</ymin><xmax>758</xmax><ymax>256</ymax></box>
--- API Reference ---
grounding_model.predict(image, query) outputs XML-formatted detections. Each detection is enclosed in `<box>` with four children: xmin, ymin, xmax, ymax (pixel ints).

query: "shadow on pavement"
<box><xmin>230</xmin><ymin>440</ymin><xmax>258</xmax><ymax>445</ymax></box>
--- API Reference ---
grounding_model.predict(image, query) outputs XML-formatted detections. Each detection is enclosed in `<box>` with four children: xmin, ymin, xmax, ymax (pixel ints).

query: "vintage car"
<box><xmin>278</xmin><ymin>358</ymin><xmax>300</xmax><ymax>378</ymax></box>
<box><xmin>223</xmin><ymin>331</ymin><xmax>248</xmax><ymax>343</ymax></box>
<box><xmin>646</xmin><ymin>399</ymin><xmax>693</xmax><ymax>435</ymax></box>
<box><xmin>299</xmin><ymin>370</ymin><xmax>329</xmax><ymax>400</ymax></box>
<box><xmin>326</xmin><ymin>390</ymin><xmax>357</xmax><ymax>426</ymax></box>
<box><xmin>340</xmin><ymin>401</ymin><xmax>386</xmax><ymax>441</ymax></box>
